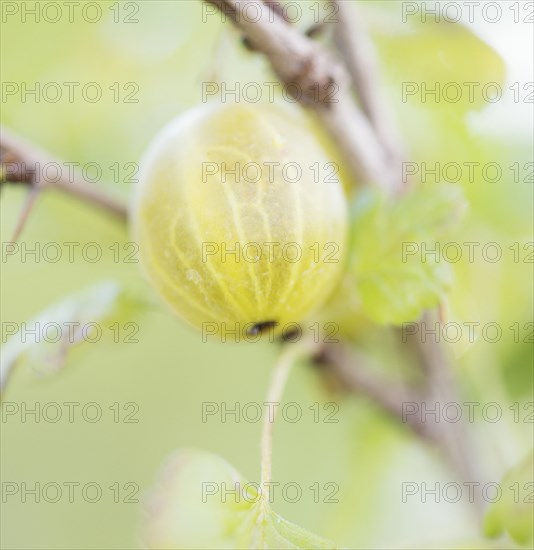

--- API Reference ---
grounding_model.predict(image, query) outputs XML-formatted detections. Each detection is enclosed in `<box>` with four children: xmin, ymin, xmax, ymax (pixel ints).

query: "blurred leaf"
<box><xmin>365</xmin><ymin>4</ymin><xmax>513</xmax><ymax>216</ymax></box>
<box><xmin>0</xmin><ymin>280</ymin><xmax>146</xmax><ymax>386</ymax></box>
<box><xmin>366</xmin><ymin>7</ymin><xmax>506</xmax><ymax>112</ymax></box>
<box><xmin>337</xmin><ymin>183</ymin><xmax>467</xmax><ymax>326</ymax></box>
<box><xmin>484</xmin><ymin>451</ymin><xmax>534</xmax><ymax>547</ymax></box>
<box><xmin>141</xmin><ymin>449</ymin><xmax>336</xmax><ymax>549</ymax></box>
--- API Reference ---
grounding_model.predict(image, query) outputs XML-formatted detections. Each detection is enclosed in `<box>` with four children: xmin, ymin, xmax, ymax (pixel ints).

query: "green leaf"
<box><xmin>0</xmin><ymin>280</ymin><xmax>146</xmax><ymax>386</ymax></box>
<box><xmin>331</xmin><ymin>183</ymin><xmax>467</xmax><ymax>326</ymax></box>
<box><xmin>364</xmin><ymin>4</ymin><xmax>509</xmax><ymax>193</ymax></box>
<box><xmin>365</xmin><ymin>8</ymin><xmax>506</xmax><ymax>113</ymax></box>
<box><xmin>141</xmin><ymin>449</ymin><xmax>337</xmax><ymax>550</ymax></box>
<box><xmin>483</xmin><ymin>451</ymin><xmax>534</xmax><ymax>547</ymax></box>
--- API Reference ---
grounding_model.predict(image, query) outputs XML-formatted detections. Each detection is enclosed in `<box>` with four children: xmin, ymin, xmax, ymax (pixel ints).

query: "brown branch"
<box><xmin>408</xmin><ymin>311</ymin><xmax>486</xmax><ymax>514</ymax></box>
<box><xmin>319</xmin><ymin>333</ymin><xmax>485</xmax><ymax>517</ymax></box>
<box><xmin>1</xmin><ymin>127</ymin><xmax>128</xmax><ymax>232</ymax></box>
<box><xmin>205</xmin><ymin>0</ymin><xmax>397</xmax><ymax>191</ymax></box>
<box><xmin>316</xmin><ymin>343</ymin><xmax>430</xmax><ymax>439</ymax></box>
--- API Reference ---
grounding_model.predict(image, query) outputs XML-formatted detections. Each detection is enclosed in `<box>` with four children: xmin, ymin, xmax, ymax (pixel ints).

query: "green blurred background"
<box><xmin>1</xmin><ymin>1</ymin><xmax>532</xmax><ymax>549</ymax></box>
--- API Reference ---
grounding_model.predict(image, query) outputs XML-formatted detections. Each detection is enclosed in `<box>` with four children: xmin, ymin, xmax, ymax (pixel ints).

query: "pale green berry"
<box><xmin>131</xmin><ymin>102</ymin><xmax>348</xmax><ymax>335</ymax></box>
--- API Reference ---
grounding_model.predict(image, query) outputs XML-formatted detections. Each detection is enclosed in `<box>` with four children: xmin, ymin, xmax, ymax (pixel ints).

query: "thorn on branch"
<box><xmin>10</xmin><ymin>188</ymin><xmax>41</xmax><ymax>243</ymax></box>
<box><xmin>305</xmin><ymin>22</ymin><xmax>329</xmax><ymax>40</ymax></box>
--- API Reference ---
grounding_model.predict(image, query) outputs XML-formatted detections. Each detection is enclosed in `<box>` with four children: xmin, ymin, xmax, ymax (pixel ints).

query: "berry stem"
<box><xmin>260</xmin><ymin>337</ymin><xmax>318</xmax><ymax>503</ymax></box>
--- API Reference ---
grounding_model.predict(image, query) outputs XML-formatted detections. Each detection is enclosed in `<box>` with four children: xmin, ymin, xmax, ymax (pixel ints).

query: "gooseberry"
<box><xmin>131</xmin><ymin>102</ymin><xmax>348</xmax><ymax>335</ymax></box>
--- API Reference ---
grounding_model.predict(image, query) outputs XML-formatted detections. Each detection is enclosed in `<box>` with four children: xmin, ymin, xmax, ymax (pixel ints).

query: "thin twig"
<box><xmin>1</xmin><ymin>127</ymin><xmax>128</xmax><ymax>228</ymax></box>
